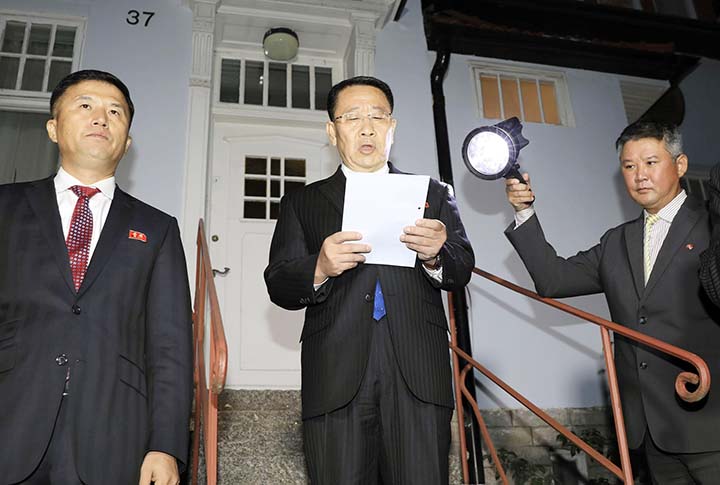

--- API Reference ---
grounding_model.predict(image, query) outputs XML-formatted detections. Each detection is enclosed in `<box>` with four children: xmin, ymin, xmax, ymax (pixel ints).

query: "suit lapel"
<box><xmin>623</xmin><ymin>214</ymin><xmax>645</xmax><ymax>299</ymax></box>
<box><xmin>77</xmin><ymin>187</ymin><xmax>133</xmax><ymax>296</ymax></box>
<box><xmin>643</xmin><ymin>197</ymin><xmax>702</xmax><ymax>298</ymax></box>
<box><xmin>24</xmin><ymin>177</ymin><xmax>76</xmax><ymax>294</ymax></box>
<box><xmin>317</xmin><ymin>167</ymin><xmax>345</xmax><ymax>216</ymax></box>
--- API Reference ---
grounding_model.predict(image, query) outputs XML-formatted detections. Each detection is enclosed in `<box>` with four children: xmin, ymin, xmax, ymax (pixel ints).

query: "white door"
<box><xmin>209</xmin><ymin>123</ymin><xmax>337</xmax><ymax>389</ymax></box>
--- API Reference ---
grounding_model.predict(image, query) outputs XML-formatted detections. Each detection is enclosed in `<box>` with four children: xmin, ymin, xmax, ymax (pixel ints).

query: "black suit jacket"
<box><xmin>700</xmin><ymin>163</ymin><xmax>720</xmax><ymax>307</ymax></box>
<box><xmin>506</xmin><ymin>196</ymin><xmax>720</xmax><ymax>453</ymax></box>
<box><xmin>0</xmin><ymin>176</ymin><xmax>193</xmax><ymax>485</ymax></box>
<box><xmin>264</xmin><ymin>164</ymin><xmax>474</xmax><ymax>419</ymax></box>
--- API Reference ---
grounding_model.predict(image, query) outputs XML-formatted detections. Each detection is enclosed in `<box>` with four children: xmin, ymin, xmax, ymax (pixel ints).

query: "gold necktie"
<box><xmin>644</xmin><ymin>213</ymin><xmax>660</xmax><ymax>285</ymax></box>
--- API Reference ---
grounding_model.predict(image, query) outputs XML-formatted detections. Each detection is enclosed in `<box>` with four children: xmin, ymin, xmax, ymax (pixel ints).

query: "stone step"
<box><xmin>189</xmin><ymin>389</ymin><xmax>466</xmax><ymax>484</ymax></box>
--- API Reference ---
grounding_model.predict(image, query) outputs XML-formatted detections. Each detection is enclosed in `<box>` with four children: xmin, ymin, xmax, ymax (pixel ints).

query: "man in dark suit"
<box><xmin>0</xmin><ymin>70</ymin><xmax>193</xmax><ymax>485</ymax></box>
<box><xmin>264</xmin><ymin>76</ymin><xmax>474</xmax><ymax>484</ymax></box>
<box><xmin>505</xmin><ymin>120</ymin><xmax>720</xmax><ymax>484</ymax></box>
<box><xmin>699</xmin><ymin>163</ymin><xmax>720</xmax><ymax>309</ymax></box>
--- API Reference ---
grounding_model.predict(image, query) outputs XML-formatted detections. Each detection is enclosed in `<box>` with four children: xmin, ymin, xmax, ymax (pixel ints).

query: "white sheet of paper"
<box><xmin>342</xmin><ymin>173</ymin><xmax>430</xmax><ymax>267</ymax></box>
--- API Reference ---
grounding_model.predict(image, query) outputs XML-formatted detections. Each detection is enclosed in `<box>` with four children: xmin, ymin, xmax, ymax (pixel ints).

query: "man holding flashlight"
<box><xmin>505</xmin><ymin>120</ymin><xmax>720</xmax><ymax>484</ymax></box>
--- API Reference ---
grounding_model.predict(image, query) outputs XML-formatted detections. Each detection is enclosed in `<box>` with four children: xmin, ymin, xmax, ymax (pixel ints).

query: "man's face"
<box><xmin>46</xmin><ymin>80</ymin><xmax>132</xmax><ymax>178</ymax></box>
<box><xmin>620</xmin><ymin>137</ymin><xmax>687</xmax><ymax>214</ymax></box>
<box><xmin>326</xmin><ymin>85</ymin><xmax>397</xmax><ymax>172</ymax></box>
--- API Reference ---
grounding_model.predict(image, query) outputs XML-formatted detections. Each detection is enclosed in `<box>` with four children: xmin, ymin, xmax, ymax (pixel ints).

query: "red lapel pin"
<box><xmin>129</xmin><ymin>230</ymin><xmax>147</xmax><ymax>243</ymax></box>
<box><xmin>686</xmin><ymin>243</ymin><xmax>694</xmax><ymax>250</ymax></box>
<box><xmin>425</xmin><ymin>201</ymin><xmax>430</xmax><ymax>209</ymax></box>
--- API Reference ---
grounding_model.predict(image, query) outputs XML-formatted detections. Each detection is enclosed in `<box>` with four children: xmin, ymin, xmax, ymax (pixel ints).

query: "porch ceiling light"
<box><xmin>263</xmin><ymin>28</ymin><xmax>299</xmax><ymax>61</ymax></box>
<box><xmin>462</xmin><ymin>117</ymin><xmax>530</xmax><ymax>183</ymax></box>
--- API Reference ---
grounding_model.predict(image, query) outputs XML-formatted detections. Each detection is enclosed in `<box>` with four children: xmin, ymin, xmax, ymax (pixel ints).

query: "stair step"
<box><xmin>196</xmin><ymin>389</ymin><xmax>465</xmax><ymax>484</ymax></box>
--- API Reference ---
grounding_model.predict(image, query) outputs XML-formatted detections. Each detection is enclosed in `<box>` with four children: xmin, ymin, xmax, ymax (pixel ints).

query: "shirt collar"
<box><xmin>644</xmin><ymin>189</ymin><xmax>686</xmax><ymax>224</ymax></box>
<box><xmin>340</xmin><ymin>162</ymin><xmax>390</xmax><ymax>179</ymax></box>
<box><xmin>54</xmin><ymin>166</ymin><xmax>116</xmax><ymax>200</ymax></box>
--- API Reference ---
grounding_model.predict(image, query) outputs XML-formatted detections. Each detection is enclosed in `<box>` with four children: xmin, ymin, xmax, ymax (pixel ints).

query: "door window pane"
<box><xmin>242</xmin><ymin>154</ymin><xmax>308</xmax><ymax>220</ymax></box>
<box><xmin>315</xmin><ymin>67</ymin><xmax>332</xmax><ymax>112</ymax></box>
<box><xmin>291</xmin><ymin>65</ymin><xmax>310</xmax><ymax>109</ymax></box>
<box><xmin>270</xmin><ymin>202</ymin><xmax>280</xmax><ymax>220</ymax></box>
<box><xmin>244</xmin><ymin>61</ymin><xmax>263</xmax><ymax>105</ymax></box>
<box><xmin>244</xmin><ymin>201</ymin><xmax>266</xmax><ymax>219</ymax></box>
<box><xmin>245</xmin><ymin>179</ymin><xmax>266</xmax><ymax>197</ymax></box>
<box><xmin>1</xmin><ymin>21</ymin><xmax>25</xmax><ymax>53</ymax></box>
<box><xmin>28</xmin><ymin>24</ymin><xmax>51</xmax><ymax>55</ymax></box>
<box><xmin>285</xmin><ymin>158</ymin><xmax>305</xmax><ymax>177</ymax></box>
<box><xmin>245</xmin><ymin>157</ymin><xmax>266</xmax><ymax>175</ymax></box>
<box><xmin>0</xmin><ymin>56</ymin><xmax>20</xmax><ymax>89</ymax></box>
<box><xmin>270</xmin><ymin>179</ymin><xmax>280</xmax><ymax>197</ymax></box>
<box><xmin>220</xmin><ymin>59</ymin><xmax>241</xmax><ymax>103</ymax></box>
<box><xmin>52</xmin><ymin>26</ymin><xmax>76</xmax><ymax>57</ymax></box>
<box><xmin>268</xmin><ymin>62</ymin><xmax>286</xmax><ymax>107</ymax></box>
<box><xmin>21</xmin><ymin>58</ymin><xmax>45</xmax><ymax>91</ymax></box>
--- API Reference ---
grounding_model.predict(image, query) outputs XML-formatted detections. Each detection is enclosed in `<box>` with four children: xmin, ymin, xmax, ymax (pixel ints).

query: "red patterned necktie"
<box><xmin>66</xmin><ymin>185</ymin><xmax>100</xmax><ymax>291</ymax></box>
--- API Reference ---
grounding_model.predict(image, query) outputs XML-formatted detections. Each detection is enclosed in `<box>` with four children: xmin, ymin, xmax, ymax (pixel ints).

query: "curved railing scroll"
<box><xmin>191</xmin><ymin>219</ymin><xmax>229</xmax><ymax>485</ymax></box>
<box><xmin>450</xmin><ymin>267</ymin><xmax>711</xmax><ymax>484</ymax></box>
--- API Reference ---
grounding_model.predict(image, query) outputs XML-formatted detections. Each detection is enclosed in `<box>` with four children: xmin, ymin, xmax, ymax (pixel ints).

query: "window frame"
<box><xmin>241</xmin><ymin>154</ymin><xmax>308</xmax><ymax>221</ymax></box>
<box><xmin>214</xmin><ymin>50</ymin><xmax>340</xmax><ymax>113</ymax></box>
<box><xmin>0</xmin><ymin>11</ymin><xmax>85</xmax><ymax>112</ymax></box>
<box><xmin>469</xmin><ymin>59</ymin><xmax>576</xmax><ymax>128</ymax></box>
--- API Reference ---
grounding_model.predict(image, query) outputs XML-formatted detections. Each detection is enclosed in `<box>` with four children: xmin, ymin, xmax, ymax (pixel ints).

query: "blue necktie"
<box><xmin>373</xmin><ymin>279</ymin><xmax>386</xmax><ymax>320</ymax></box>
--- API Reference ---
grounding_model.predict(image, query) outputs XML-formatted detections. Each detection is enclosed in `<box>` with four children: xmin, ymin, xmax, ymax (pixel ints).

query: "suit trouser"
<box><xmin>15</xmin><ymin>396</ymin><xmax>84</xmax><ymax>485</ymax></box>
<box><xmin>644</xmin><ymin>429</ymin><xmax>720</xmax><ymax>485</ymax></box>
<box><xmin>303</xmin><ymin>316</ymin><xmax>453</xmax><ymax>485</ymax></box>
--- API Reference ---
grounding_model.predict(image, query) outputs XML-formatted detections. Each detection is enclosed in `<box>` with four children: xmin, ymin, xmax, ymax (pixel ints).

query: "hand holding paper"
<box><xmin>314</xmin><ymin>231</ymin><xmax>371</xmax><ymax>283</ymax></box>
<box><xmin>401</xmin><ymin>218</ymin><xmax>447</xmax><ymax>266</ymax></box>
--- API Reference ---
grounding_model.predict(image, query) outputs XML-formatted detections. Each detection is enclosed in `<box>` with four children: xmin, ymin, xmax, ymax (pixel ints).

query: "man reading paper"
<box><xmin>264</xmin><ymin>76</ymin><xmax>474</xmax><ymax>485</ymax></box>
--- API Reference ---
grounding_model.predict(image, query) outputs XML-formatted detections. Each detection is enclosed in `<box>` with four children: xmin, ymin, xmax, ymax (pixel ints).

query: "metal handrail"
<box><xmin>450</xmin><ymin>267</ymin><xmax>711</xmax><ymax>484</ymax></box>
<box><xmin>191</xmin><ymin>219</ymin><xmax>229</xmax><ymax>485</ymax></box>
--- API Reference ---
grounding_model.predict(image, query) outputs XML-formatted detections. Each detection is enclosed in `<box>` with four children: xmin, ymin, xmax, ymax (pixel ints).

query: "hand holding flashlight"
<box><xmin>505</xmin><ymin>173</ymin><xmax>535</xmax><ymax>211</ymax></box>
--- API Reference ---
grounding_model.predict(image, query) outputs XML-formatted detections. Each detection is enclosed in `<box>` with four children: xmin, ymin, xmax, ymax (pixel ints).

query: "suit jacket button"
<box><xmin>639</xmin><ymin>316</ymin><xmax>647</xmax><ymax>325</ymax></box>
<box><xmin>364</xmin><ymin>293</ymin><xmax>372</xmax><ymax>302</ymax></box>
<box><xmin>639</xmin><ymin>362</ymin><xmax>648</xmax><ymax>370</ymax></box>
<box><xmin>56</xmin><ymin>354</ymin><xmax>68</xmax><ymax>366</ymax></box>
<box><xmin>71</xmin><ymin>304</ymin><xmax>81</xmax><ymax>315</ymax></box>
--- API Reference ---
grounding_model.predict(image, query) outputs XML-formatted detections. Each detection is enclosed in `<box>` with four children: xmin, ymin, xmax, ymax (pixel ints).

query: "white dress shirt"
<box><xmin>54</xmin><ymin>167</ymin><xmax>116</xmax><ymax>261</ymax></box>
<box><xmin>314</xmin><ymin>163</ymin><xmax>442</xmax><ymax>291</ymax></box>
<box><xmin>512</xmin><ymin>190</ymin><xmax>688</xmax><ymax>278</ymax></box>
<box><xmin>643</xmin><ymin>190</ymin><xmax>687</xmax><ymax>277</ymax></box>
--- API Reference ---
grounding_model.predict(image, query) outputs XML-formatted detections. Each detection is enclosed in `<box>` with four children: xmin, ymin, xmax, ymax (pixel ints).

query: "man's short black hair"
<box><xmin>615</xmin><ymin>120</ymin><xmax>683</xmax><ymax>159</ymax></box>
<box><xmin>326</xmin><ymin>76</ymin><xmax>394</xmax><ymax>120</ymax></box>
<box><xmin>50</xmin><ymin>69</ymin><xmax>135</xmax><ymax>125</ymax></box>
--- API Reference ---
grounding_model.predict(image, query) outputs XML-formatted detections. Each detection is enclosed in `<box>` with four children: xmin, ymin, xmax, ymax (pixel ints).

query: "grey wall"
<box><xmin>376</xmin><ymin>0</ymin><xmax>640</xmax><ymax>408</ymax></box>
<box><xmin>679</xmin><ymin>58</ymin><xmax>720</xmax><ymax>170</ymax></box>
<box><xmin>2</xmin><ymin>0</ymin><xmax>192</xmax><ymax>219</ymax></box>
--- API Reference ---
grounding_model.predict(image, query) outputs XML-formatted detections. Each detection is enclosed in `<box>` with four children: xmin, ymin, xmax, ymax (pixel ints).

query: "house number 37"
<box><xmin>126</xmin><ymin>10</ymin><xmax>155</xmax><ymax>27</ymax></box>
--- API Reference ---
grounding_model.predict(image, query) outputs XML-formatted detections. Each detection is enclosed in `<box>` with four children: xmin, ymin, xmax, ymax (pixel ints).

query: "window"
<box><xmin>219</xmin><ymin>57</ymin><xmax>333</xmax><ymax>111</ymax></box>
<box><xmin>243</xmin><ymin>155</ymin><xmax>307</xmax><ymax>220</ymax></box>
<box><xmin>0</xmin><ymin>14</ymin><xmax>84</xmax><ymax>95</ymax></box>
<box><xmin>0</xmin><ymin>110</ymin><xmax>58</xmax><ymax>184</ymax></box>
<box><xmin>472</xmin><ymin>62</ymin><xmax>574</xmax><ymax>127</ymax></box>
